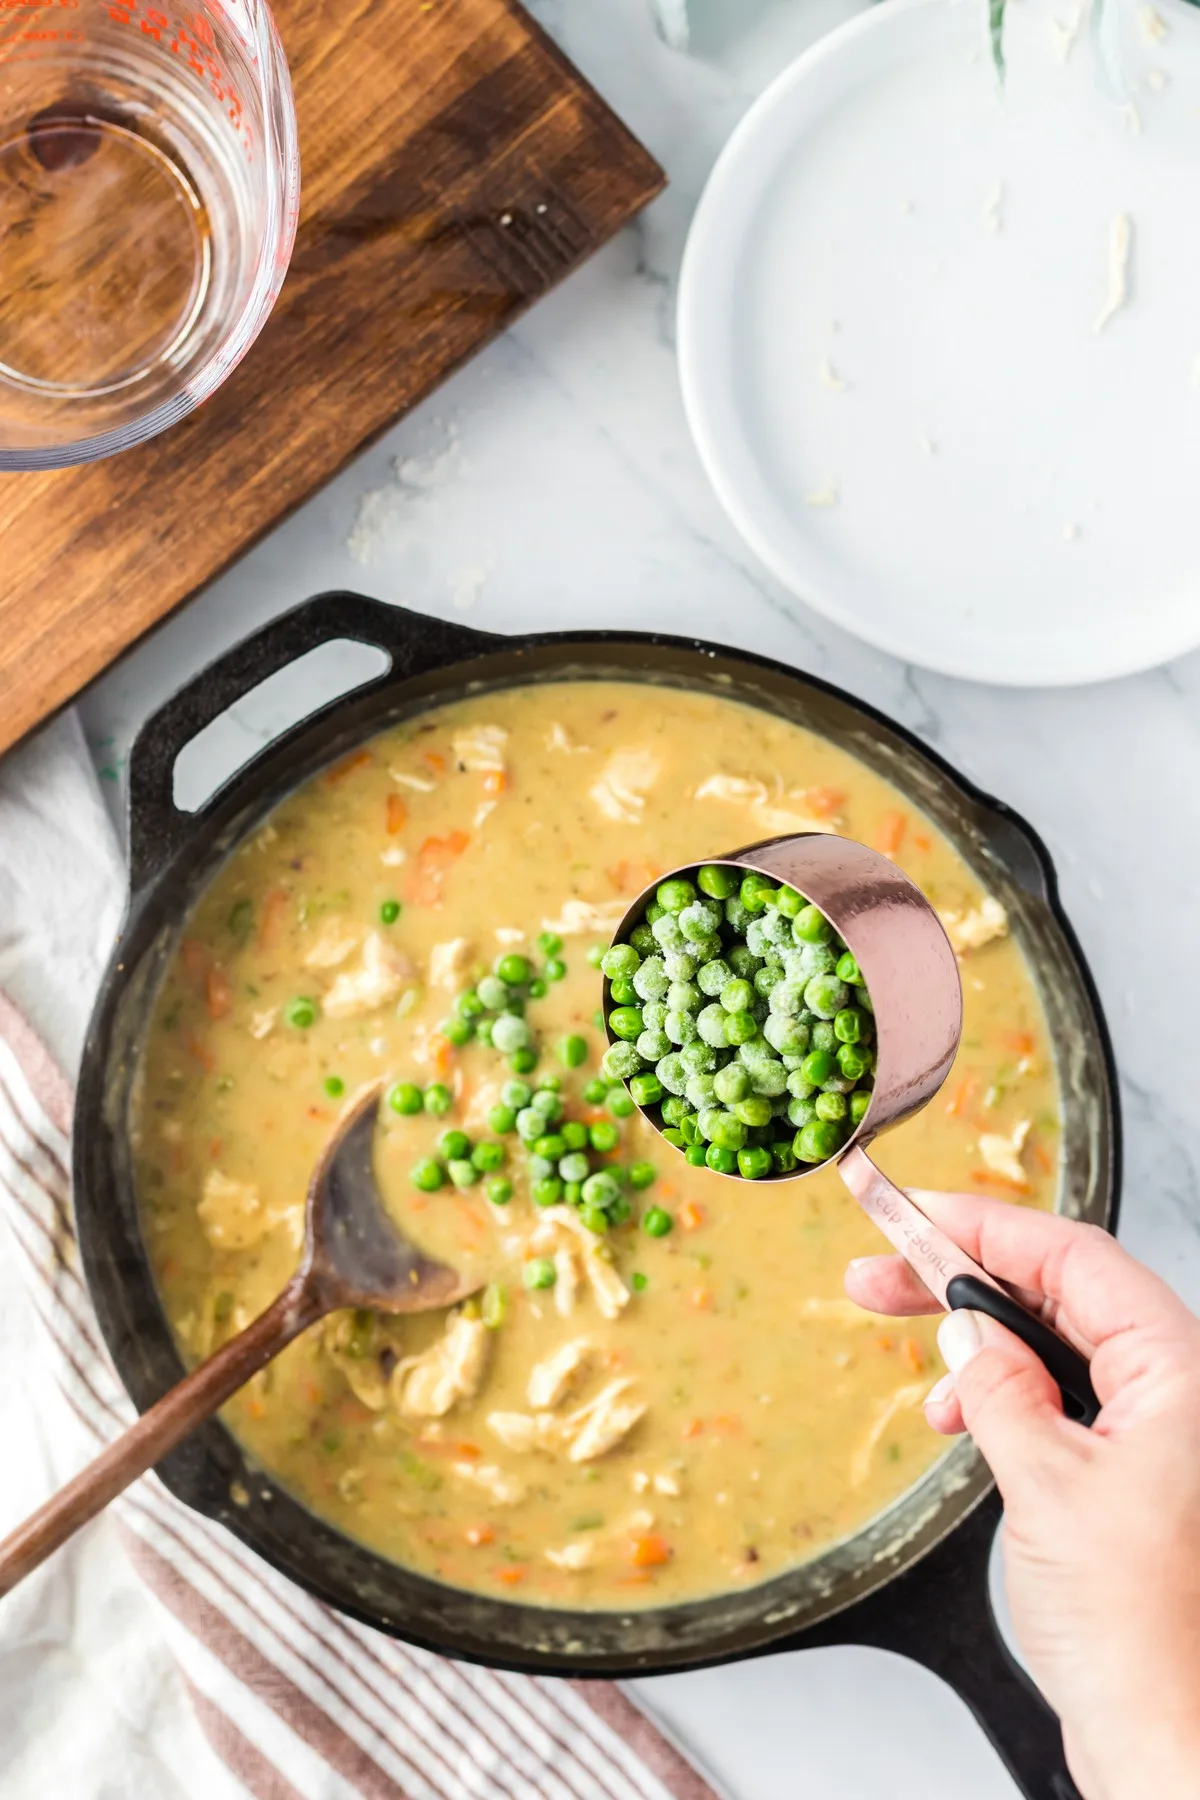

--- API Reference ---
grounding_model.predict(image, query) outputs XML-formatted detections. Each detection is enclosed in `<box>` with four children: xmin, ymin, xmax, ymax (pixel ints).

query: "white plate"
<box><xmin>678</xmin><ymin>0</ymin><xmax>1200</xmax><ymax>685</ymax></box>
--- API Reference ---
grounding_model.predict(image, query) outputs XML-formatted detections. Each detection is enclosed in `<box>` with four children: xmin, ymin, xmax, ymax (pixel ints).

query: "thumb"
<box><xmin>938</xmin><ymin>1309</ymin><xmax>1076</xmax><ymax>1495</ymax></box>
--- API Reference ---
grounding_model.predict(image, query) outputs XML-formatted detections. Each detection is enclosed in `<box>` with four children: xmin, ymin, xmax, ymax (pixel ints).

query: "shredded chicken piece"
<box><xmin>429</xmin><ymin>937</ymin><xmax>472</xmax><ymax>989</ymax></box>
<box><xmin>546</xmin><ymin>722</ymin><xmax>591</xmax><ymax>754</ymax></box>
<box><xmin>541</xmin><ymin>897</ymin><xmax>628</xmax><ymax>938</ymax></box>
<box><xmin>545</xmin><ymin>1541</ymin><xmax>594</xmax><ymax>1571</ymax></box>
<box><xmin>589</xmin><ymin>747</ymin><xmax>661</xmax><ymax>826</ymax></box>
<box><xmin>493</xmin><ymin>927</ymin><xmax>525</xmax><ymax>946</ymax></box>
<box><xmin>389</xmin><ymin>768</ymin><xmax>436</xmax><ymax>792</ymax></box>
<box><xmin>850</xmin><ymin>1382</ymin><xmax>928</xmax><ymax>1487</ymax></box>
<box><xmin>527</xmin><ymin>1339</ymin><xmax>592</xmax><ymax>1410</ymax></box>
<box><xmin>451</xmin><ymin>1461</ymin><xmax>526</xmax><ymax>1506</ymax></box>
<box><xmin>393</xmin><ymin>1314</ymin><xmax>489</xmax><ymax>1418</ymax></box>
<box><xmin>564</xmin><ymin>1378</ymin><xmax>647</xmax><ymax>1463</ymax></box>
<box><xmin>938</xmin><ymin>895</ymin><xmax>1008</xmax><ymax>956</ymax></box>
<box><xmin>627</xmin><ymin>1508</ymin><xmax>656</xmax><ymax>1532</ymax></box>
<box><xmin>1094</xmin><ymin>213</ymin><xmax>1133</xmax><ymax>336</ymax></box>
<box><xmin>538</xmin><ymin>1209</ymin><xmax>631</xmax><ymax>1319</ymax></box>
<box><xmin>249</xmin><ymin>1007</ymin><xmax>277</xmax><ymax>1040</ymax></box>
<box><xmin>652</xmin><ymin>1471</ymin><xmax>682</xmax><ymax>1498</ymax></box>
<box><xmin>978</xmin><ymin>1119</ymin><xmax>1031</xmax><ymax>1186</ymax></box>
<box><xmin>553</xmin><ymin>1248</ymin><xmax>580</xmax><ymax>1317</ymax></box>
<box><xmin>197</xmin><ymin>1171</ymin><xmax>274</xmax><ymax>1251</ymax></box>
<box><xmin>380</xmin><ymin>846</ymin><xmax>407</xmax><ymax>867</ymax></box>
<box><xmin>451</xmin><ymin>724</ymin><xmax>507</xmax><ymax>771</ymax></box>
<box><xmin>323</xmin><ymin>932</ymin><xmax>412</xmax><ymax>1018</ymax></box>
<box><xmin>486</xmin><ymin>1411</ymin><xmax>561</xmax><ymax>1453</ymax></box>
<box><xmin>694</xmin><ymin>771</ymin><xmax>837</xmax><ymax>837</ymax></box>
<box><xmin>631</xmin><ymin>1470</ymin><xmax>651</xmax><ymax>1494</ymax></box>
<box><xmin>303</xmin><ymin>917</ymin><xmax>361</xmax><ymax>969</ymax></box>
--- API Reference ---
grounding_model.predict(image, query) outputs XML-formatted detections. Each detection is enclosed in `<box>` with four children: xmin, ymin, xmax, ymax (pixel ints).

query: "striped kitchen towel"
<box><xmin>0</xmin><ymin>992</ymin><xmax>720</xmax><ymax>1800</ymax></box>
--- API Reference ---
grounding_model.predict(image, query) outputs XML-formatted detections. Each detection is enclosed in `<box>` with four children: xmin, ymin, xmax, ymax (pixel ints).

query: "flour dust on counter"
<box><xmin>132</xmin><ymin>681</ymin><xmax>1058</xmax><ymax>1609</ymax></box>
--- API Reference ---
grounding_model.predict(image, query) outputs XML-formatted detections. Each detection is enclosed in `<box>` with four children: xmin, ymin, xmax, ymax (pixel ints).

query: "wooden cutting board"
<box><xmin>0</xmin><ymin>0</ymin><xmax>663</xmax><ymax>759</ymax></box>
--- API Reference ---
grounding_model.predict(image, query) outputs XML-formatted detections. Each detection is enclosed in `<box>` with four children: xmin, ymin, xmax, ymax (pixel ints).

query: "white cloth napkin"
<box><xmin>0</xmin><ymin>713</ymin><xmax>718</xmax><ymax>1800</ymax></box>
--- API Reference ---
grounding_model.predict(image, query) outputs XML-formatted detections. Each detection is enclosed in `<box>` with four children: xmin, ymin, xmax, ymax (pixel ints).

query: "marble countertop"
<box><xmin>77</xmin><ymin>1</ymin><xmax>1200</xmax><ymax>1793</ymax></box>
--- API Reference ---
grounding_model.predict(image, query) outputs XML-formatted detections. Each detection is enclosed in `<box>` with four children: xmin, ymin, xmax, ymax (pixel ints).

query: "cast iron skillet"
<box><xmin>74</xmin><ymin>593</ymin><xmax>1119</xmax><ymax>1800</ymax></box>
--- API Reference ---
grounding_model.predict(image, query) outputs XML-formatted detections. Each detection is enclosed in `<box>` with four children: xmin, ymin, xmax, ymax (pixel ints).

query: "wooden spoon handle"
<box><xmin>0</xmin><ymin>1278</ymin><xmax>323</xmax><ymax>1598</ymax></box>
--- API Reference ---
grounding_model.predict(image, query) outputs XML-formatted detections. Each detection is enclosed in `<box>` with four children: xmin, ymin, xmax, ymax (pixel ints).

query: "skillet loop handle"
<box><xmin>946</xmin><ymin>1274</ymin><xmax>1100</xmax><ymax>1427</ymax></box>
<box><xmin>125</xmin><ymin>592</ymin><xmax>502</xmax><ymax>899</ymax></box>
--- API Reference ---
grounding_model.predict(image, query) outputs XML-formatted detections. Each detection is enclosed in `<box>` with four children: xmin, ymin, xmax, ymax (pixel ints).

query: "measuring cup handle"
<box><xmin>946</xmin><ymin>1274</ymin><xmax>1100</xmax><ymax>1428</ymax></box>
<box><xmin>125</xmin><ymin>591</ymin><xmax>503</xmax><ymax>897</ymax></box>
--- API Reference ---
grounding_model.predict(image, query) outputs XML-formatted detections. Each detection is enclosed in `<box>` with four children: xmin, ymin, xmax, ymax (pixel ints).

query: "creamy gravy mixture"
<box><xmin>133</xmin><ymin>682</ymin><xmax>1058</xmax><ymax>1607</ymax></box>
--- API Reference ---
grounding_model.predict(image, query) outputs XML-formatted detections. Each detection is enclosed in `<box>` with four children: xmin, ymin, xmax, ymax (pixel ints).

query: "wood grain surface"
<box><xmin>0</xmin><ymin>0</ymin><xmax>664</xmax><ymax>759</ymax></box>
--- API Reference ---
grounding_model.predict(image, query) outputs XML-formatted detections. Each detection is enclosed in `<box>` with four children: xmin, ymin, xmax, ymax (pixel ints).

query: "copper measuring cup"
<box><xmin>605</xmin><ymin>834</ymin><xmax>1099</xmax><ymax>1426</ymax></box>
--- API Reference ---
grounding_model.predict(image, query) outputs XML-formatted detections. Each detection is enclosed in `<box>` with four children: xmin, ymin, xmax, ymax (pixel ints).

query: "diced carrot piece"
<box><xmin>678</xmin><ymin>1201</ymin><xmax>706</xmax><ymax>1232</ymax></box>
<box><xmin>494</xmin><ymin>1564</ymin><xmax>526</xmax><ymax>1586</ymax></box>
<box><xmin>259</xmin><ymin>887</ymin><xmax>288</xmax><ymax>950</ymax></box>
<box><xmin>617</xmin><ymin>1572</ymin><xmax>653</xmax><ymax>1587</ymax></box>
<box><xmin>482</xmin><ymin>769</ymin><xmax>508</xmax><ymax>797</ymax></box>
<box><xmin>245</xmin><ymin>1399</ymin><xmax>266</xmax><ymax>1420</ymax></box>
<box><xmin>465</xmin><ymin>1524</ymin><xmax>495</xmax><ymax>1548</ymax></box>
<box><xmin>159</xmin><ymin>1258</ymin><xmax>181</xmax><ymax>1282</ymax></box>
<box><xmin>876</xmin><ymin>1334</ymin><xmax>895</xmax><ymax>1352</ymax></box>
<box><xmin>306</xmin><ymin>1105</ymin><xmax>329</xmax><ymax>1122</ymax></box>
<box><xmin>184</xmin><ymin>1031</ymin><xmax>214</xmax><ymax>1073</ymax></box>
<box><xmin>690</xmin><ymin>1286</ymin><xmax>714</xmax><ymax>1312</ymax></box>
<box><xmin>902</xmin><ymin>1337</ymin><xmax>926</xmax><ymax>1374</ymax></box>
<box><xmin>913</xmin><ymin>833</ymin><xmax>932</xmax><ymax>854</ymax></box>
<box><xmin>386</xmin><ymin>793</ymin><xmax>408</xmax><ymax>835</ymax></box>
<box><xmin>208</xmin><ymin>1137</ymin><xmax>223</xmax><ymax>1160</ymax></box>
<box><xmin>944</xmin><ymin>1076</ymin><xmax>977</xmax><ymax>1118</ymax></box>
<box><xmin>181</xmin><ymin>938</ymin><xmax>208</xmax><ymax>983</ymax></box>
<box><xmin>433</xmin><ymin>1037</ymin><xmax>455</xmax><ymax>1080</ymax></box>
<box><xmin>407</xmin><ymin>831</ymin><xmax>471</xmax><ymax>906</ymax></box>
<box><xmin>1002</xmin><ymin>1030</ymin><xmax>1035</xmax><ymax>1058</ymax></box>
<box><xmin>682</xmin><ymin>1417</ymin><xmax>704</xmax><ymax>1439</ymax></box>
<box><xmin>323</xmin><ymin>749</ymin><xmax>373</xmax><ymax>786</ymax></box>
<box><xmin>629</xmin><ymin>1533</ymin><xmax>672</xmax><ymax>1568</ymax></box>
<box><xmin>423</xmin><ymin>750</ymin><xmax>447</xmax><ymax>775</ymax></box>
<box><xmin>878</xmin><ymin>811</ymin><xmax>907</xmax><ymax>857</ymax></box>
<box><xmin>1034</xmin><ymin>1143</ymin><xmax>1054</xmax><ymax>1174</ymax></box>
<box><xmin>206</xmin><ymin>964</ymin><xmax>232</xmax><ymax>1020</ymax></box>
<box><xmin>969</xmin><ymin>1168</ymin><xmax>1032</xmax><ymax>1196</ymax></box>
<box><xmin>711</xmin><ymin>1413</ymin><xmax>742</xmax><ymax>1436</ymax></box>
<box><xmin>805</xmin><ymin>786</ymin><xmax>845</xmax><ymax>819</ymax></box>
<box><xmin>301</xmin><ymin>1378</ymin><xmax>322</xmax><ymax>1406</ymax></box>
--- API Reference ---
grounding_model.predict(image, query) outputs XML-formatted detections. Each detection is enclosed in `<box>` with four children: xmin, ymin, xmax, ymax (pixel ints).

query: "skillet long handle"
<box><xmin>838</xmin><ymin>1145</ymin><xmax>1099</xmax><ymax>1427</ymax></box>
<box><xmin>0</xmin><ymin>1279</ymin><xmax>322</xmax><ymax>1598</ymax></box>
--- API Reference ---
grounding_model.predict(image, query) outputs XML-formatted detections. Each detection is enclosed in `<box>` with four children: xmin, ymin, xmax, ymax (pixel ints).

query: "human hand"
<box><xmin>845</xmin><ymin>1193</ymin><xmax>1200</xmax><ymax>1800</ymax></box>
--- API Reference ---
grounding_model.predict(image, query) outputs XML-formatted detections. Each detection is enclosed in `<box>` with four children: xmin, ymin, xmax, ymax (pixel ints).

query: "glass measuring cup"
<box><xmin>0</xmin><ymin>0</ymin><xmax>299</xmax><ymax>470</ymax></box>
<box><xmin>604</xmin><ymin>834</ymin><xmax>1100</xmax><ymax>1424</ymax></box>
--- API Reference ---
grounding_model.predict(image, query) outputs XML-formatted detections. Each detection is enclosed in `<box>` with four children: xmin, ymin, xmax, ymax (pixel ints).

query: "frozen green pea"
<box><xmin>804</xmin><ymin>974</ymin><xmax>849</xmax><ymax>1020</ymax></box>
<box><xmin>661</xmin><ymin>1094</ymin><xmax>690</xmax><ymax>1125</ymax></box>
<box><xmin>738</xmin><ymin>1145</ymin><xmax>773</xmax><ymax>1180</ymax></box>
<box><xmin>794</xmin><ymin>1119</ymin><xmax>845</xmax><ymax>1164</ymax></box>
<box><xmin>485</xmin><ymin>1175</ymin><xmax>513</xmax><ymax>1206</ymax></box>
<box><xmin>786</xmin><ymin>1069</ymin><xmax>816</xmax><ymax>1099</ymax></box>
<box><xmin>739</xmin><ymin>874</ymin><xmax>774</xmax><ymax>914</ymax></box>
<box><xmin>706</xmin><ymin>1144</ymin><xmax>738</xmax><ymax>1175</ymax></box>
<box><xmin>837</xmin><ymin>1042</ymin><xmax>871</xmax><ymax>1081</ymax></box>
<box><xmin>656</xmin><ymin>1052</ymin><xmax>688</xmax><ymax>1095</ymax></box>
<box><xmin>438</xmin><ymin>1128</ymin><xmax>471</xmax><ymax>1160</ymax></box>
<box><xmin>532</xmin><ymin>1087</ymin><xmax>563</xmax><ymax>1119</ymax></box>
<box><xmin>523</xmin><ymin>1257</ymin><xmax>557</xmax><ymax>1290</ymax></box>
<box><xmin>725</xmin><ymin>1010</ymin><xmax>758</xmax><ymax>1046</ymax></box>
<box><xmin>696</xmin><ymin>1003</ymin><xmax>731</xmax><ymax>1048</ymax></box>
<box><xmin>410</xmin><ymin>1157</ymin><xmax>444</xmax><ymax>1192</ymax></box>
<box><xmin>685</xmin><ymin>1073</ymin><xmax>717</xmax><ymax>1111</ymax></box>
<box><xmin>815</xmin><ymin>1091</ymin><xmax>848</xmax><ymax>1124</ymax></box>
<box><xmin>544</xmin><ymin>958</ymin><xmax>567</xmax><ymax>983</ymax></box>
<box><xmin>680</xmin><ymin>1038</ymin><xmax>718</xmax><ymax>1075</ymax></box>
<box><xmin>476</xmin><ymin>973</ymin><xmax>509</xmax><ymax>1010</ymax></box>
<box><xmin>602</xmin><ymin>943</ymin><xmax>641</xmax><ymax>979</ymax></box>
<box><xmin>698</xmin><ymin>864</ymin><xmax>738</xmax><ymax>899</ymax></box>
<box><xmin>764</xmin><ymin>1014</ymin><xmax>810</xmax><ymax>1057</ymax></box>
<box><xmin>697</xmin><ymin>958</ymin><xmax>732</xmax><ymax>996</ymax></box>
<box><xmin>788</xmin><ymin>1095</ymin><xmax>818</xmax><ymax>1128</ymax></box>
<box><xmin>725</xmin><ymin>896</ymin><xmax>752</xmax><ymax>933</ymax></box>
<box><xmin>448</xmin><ymin>1158</ymin><xmax>479</xmax><ymax>1188</ymax></box>
<box><xmin>665</xmin><ymin>1008</ymin><xmax>699</xmax><ymax>1046</ymax></box>
<box><xmin>714</xmin><ymin>1062</ymin><xmax>750</xmax><ymax>1104</ymax></box>
<box><xmin>657</xmin><ymin>877</ymin><xmax>697</xmax><ymax>914</ymax></box>
<box><xmin>792</xmin><ymin>904</ymin><xmax>834</xmax><ymax>945</ymax></box>
<box><xmin>642</xmin><ymin>1000</ymin><xmax>668</xmax><ymax>1031</ymax></box>
<box><xmin>753</xmin><ymin>961</ymin><xmax>784</xmax><ymax>998</ymax></box>
<box><xmin>632</xmin><ymin>955</ymin><xmax>670</xmax><ymax>1001</ymax></box>
<box><xmin>834</xmin><ymin>1007</ymin><xmax>866</xmax><ymax>1045</ymax></box>
<box><xmin>387</xmin><ymin>1081</ymin><xmax>423</xmax><ymax>1116</ymax></box>
<box><xmin>589</xmin><ymin>1120</ymin><xmax>620</xmax><ymax>1153</ymax></box>
<box><xmin>608</xmin><ymin>1086</ymin><xmax>636</xmax><ymax>1118</ymax></box>
<box><xmin>734</xmin><ymin>1094</ymin><xmax>773</xmax><ymax>1128</ymax></box>
<box><xmin>748</xmin><ymin>1058</ymin><xmax>788</xmax><ymax>1098</ymax></box>
<box><xmin>775</xmin><ymin>886</ymin><xmax>803</xmax><ymax>918</ymax></box>
<box><xmin>642</xmin><ymin>1205</ymin><xmax>674</xmax><ymax>1237</ymax></box>
<box><xmin>560</xmin><ymin>1034</ymin><xmax>589</xmax><ymax>1068</ymax></box>
<box><xmin>609</xmin><ymin>975</ymin><xmax>638</xmax><ymax>1005</ymax></box>
<box><xmin>637</xmin><ymin>1028</ymin><xmax>671</xmax><ymax>1062</ymax></box>
<box><xmin>629</xmin><ymin>1071</ymin><xmax>664</xmax><ymax>1107</ymax></box>
<box><xmin>663</xmin><ymin>949</ymin><xmax>698</xmax><ymax>983</ymax></box>
<box><xmin>771</xmin><ymin>1140</ymin><xmax>799</xmax><ymax>1175</ymax></box>
<box><xmin>679</xmin><ymin>900</ymin><xmax>722</xmax><ymax>943</ymax></box>
<box><xmin>667</xmin><ymin>980</ymin><xmax>701</xmax><ymax>1013</ymax></box>
<box><xmin>799</xmin><ymin>1048</ymin><xmax>836</xmax><ymax>1087</ymax></box>
<box><xmin>650</xmin><ymin>913</ymin><xmax>684</xmax><ymax>953</ymax></box>
<box><xmin>608</xmin><ymin>1006</ymin><xmax>644</xmax><ymax>1041</ymax></box>
<box><xmin>559</xmin><ymin>1151</ymin><xmax>591</xmax><ymax>1183</ymax></box>
<box><xmin>727</xmin><ymin>943</ymin><xmax>759</xmax><ymax>979</ymax></box>
<box><xmin>662</xmin><ymin>1127</ymin><xmax>686</xmax><ymax>1149</ymax></box>
<box><xmin>441</xmin><ymin>1015</ymin><xmax>473</xmax><ymax>1047</ymax></box>
<box><xmin>472</xmin><ymin>1140</ymin><xmax>506</xmax><ymax>1172</ymax></box>
<box><xmin>811</xmin><ymin>1019</ymin><xmax>836</xmax><ymax>1053</ymax></box>
<box><xmin>423</xmin><ymin>1083</ymin><xmax>453</xmax><ymax>1115</ymax></box>
<box><xmin>502</xmin><ymin>1079</ymin><xmax>533</xmax><ymax>1110</ymax></box>
<box><xmin>491</xmin><ymin>1013</ymin><xmax>532</xmax><ymax>1053</ymax></box>
<box><xmin>582</xmin><ymin>1169</ymin><xmax>622</xmax><ymax>1207</ymax></box>
<box><xmin>719</xmin><ymin>977</ymin><xmax>753</xmax><ymax>1014</ymax></box>
<box><xmin>850</xmin><ymin>1090</ymin><xmax>872</xmax><ymax>1126</ymax></box>
<box><xmin>836</xmin><ymin>950</ymin><xmax>864</xmax><ymax>986</ymax></box>
<box><xmin>697</xmin><ymin>1106</ymin><xmax>724</xmax><ymax>1142</ymax></box>
<box><xmin>685</xmin><ymin>1143</ymin><xmax>708</xmax><ymax>1167</ymax></box>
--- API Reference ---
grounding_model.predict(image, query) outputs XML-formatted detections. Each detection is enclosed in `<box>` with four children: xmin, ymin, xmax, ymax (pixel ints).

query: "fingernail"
<box><xmin>925</xmin><ymin>1373</ymin><xmax>956</xmax><ymax>1409</ymax></box>
<box><xmin>847</xmin><ymin>1256</ymin><xmax>873</xmax><ymax>1271</ymax></box>
<box><xmin>938</xmin><ymin>1309</ymin><xmax>983</xmax><ymax>1373</ymax></box>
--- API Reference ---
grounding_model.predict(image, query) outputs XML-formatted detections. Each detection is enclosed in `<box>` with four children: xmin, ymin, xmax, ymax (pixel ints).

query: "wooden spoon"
<box><xmin>0</xmin><ymin>1084</ymin><xmax>477</xmax><ymax>1597</ymax></box>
